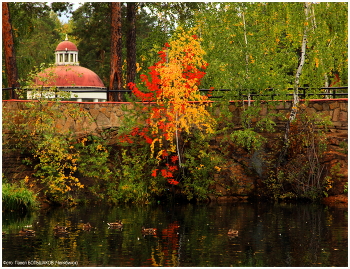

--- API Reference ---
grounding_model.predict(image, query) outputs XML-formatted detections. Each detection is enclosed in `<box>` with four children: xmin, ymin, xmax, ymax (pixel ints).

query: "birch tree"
<box><xmin>277</xmin><ymin>3</ymin><xmax>312</xmax><ymax>166</ymax></box>
<box><xmin>289</xmin><ymin>3</ymin><xmax>312</xmax><ymax>125</ymax></box>
<box><xmin>197</xmin><ymin>2</ymin><xmax>347</xmax><ymax>91</ymax></box>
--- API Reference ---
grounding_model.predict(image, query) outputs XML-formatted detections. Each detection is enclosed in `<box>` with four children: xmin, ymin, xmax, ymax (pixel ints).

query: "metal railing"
<box><xmin>198</xmin><ymin>87</ymin><xmax>348</xmax><ymax>100</ymax></box>
<box><xmin>2</xmin><ymin>85</ymin><xmax>348</xmax><ymax>101</ymax></box>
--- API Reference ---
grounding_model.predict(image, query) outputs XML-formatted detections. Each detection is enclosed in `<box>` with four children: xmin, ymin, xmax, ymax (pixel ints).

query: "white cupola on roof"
<box><xmin>55</xmin><ymin>34</ymin><xmax>79</xmax><ymax>66</ymax></box>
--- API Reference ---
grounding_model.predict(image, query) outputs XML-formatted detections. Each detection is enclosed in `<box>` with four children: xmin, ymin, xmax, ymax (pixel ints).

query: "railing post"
<box><xmin>107</xmin><ymin>87</ymin><xmax>109</xmax><ymax>102</ymax></box>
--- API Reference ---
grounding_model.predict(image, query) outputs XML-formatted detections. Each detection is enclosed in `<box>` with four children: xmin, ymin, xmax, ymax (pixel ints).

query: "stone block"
<box><xmin>340</xmin><ymin>102</ymin><xmax>347</xmax><ymax>111</ymax></box>
<box><xmin>125</xmin><ymin>103</ymin><xmax>134</xmax><ymax>110</ymax></box>
<box><xmin>63</xmin><ymin>116</ymin><xmax>76</xmax><ymax>132</ymax></box>
<box><xmin>96</xmin><ymin>112</ymin><xmax>110</xmax><ymax>127</ymax></box>
<box><xmin>332</xmin><ymin>108</ymin><xmax>340</xmax><ymax>121</ymax></box>
<box><xmin>322</xmin><ymin>110</ymin><xmax>333</xmax><ymax>118</ymax></box>
<box><xmin>329</xmin><ymin>102</ymin><xmax>340</xmax><ymax>110</ymax></box>
<box><xmin>312</xmin><ymin>103</ymin><xmax>323</xmax><ymax>111</ymax></box>
<box><xmin>259</xmin><ymin>105</ymin><xmax>268</xmax><ymax>116</ymax></box>
<box><xmin>322</xmin><ymin>103</ymin><xmax>330</xmax><ymax>111</ymax></box>
<box><xmin>334</xmin><ymin>129</ymin><xmax>348</xmax><ymax>136</ymax></box>
<box><xmin>275</xmin><ymin>101</ymin><xmax>291</xmax><ymax>110</ymax></box>
<box><xmin>82</xmin><ymin>119</ymin><xmax>98</xmax><ymax>133</ymax></box>
<box><xmin>275</xmin><ymin>102</ymin><xmax>286</xmax><ymax>110</ymax></box>
<box><xmin>100</xmin><ymin>107</ymin><xmax>111</xmax><ymax>118</ymax></box>
<box><xmin>87</xmin><ymin>103</ymin><xmax>95</xmax><ymax>109</ymax></box>
<box><xmin>110</xmin><ymin>112</ymin><xmax>122</xmax><ymax>127</ymax></box>
<box><xmin>331</xmin><ymin>121</ymin><xmax>342</xmax><ymax>127</ymax></box>
<box><xmin>338</xmin><ymin>111</ymin><xmax>347</xmax><ymax>122</ymax></box>
<box><xmin>89</xmin><ymin>109</ymin><xmax>100</xmax><ymax>119</ymax></box>
<box><xmin>305</xmin><ymin>107</ymin><xmax>316</xmax><ymax>116</ymax></box>
<box><xmin>318</xmin><ymin>111</ymin><xmax>330</xmax><ymax>119</ymax></box>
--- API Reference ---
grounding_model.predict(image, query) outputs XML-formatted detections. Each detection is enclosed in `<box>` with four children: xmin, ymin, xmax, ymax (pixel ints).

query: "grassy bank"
<box><xmin>2</xmin><ymin>178</ymin><xmax>39</xmax><ymax>211</ymax></box>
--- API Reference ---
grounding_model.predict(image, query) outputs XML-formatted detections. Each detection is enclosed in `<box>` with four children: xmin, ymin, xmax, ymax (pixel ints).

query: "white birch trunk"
<box><xmin>289</xmin><ymin>2</ymin><xmax>311</xmax><ymax>122</ymax></box>
<box><xmin>278</xmin><ymin>3</ymin><xmax>312</xmax><ymax>166</ymax></box>
<box><xmin>242</xmin><ymin>11</ymin><xmax>251</xmax><ymax>109</ymax></box>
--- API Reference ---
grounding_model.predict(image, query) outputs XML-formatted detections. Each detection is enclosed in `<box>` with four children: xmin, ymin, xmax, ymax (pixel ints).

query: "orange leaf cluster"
<box><xmin>127</xmin><ymin>28</ymin><xmax>216</xmax><ymax>183</ymax></box>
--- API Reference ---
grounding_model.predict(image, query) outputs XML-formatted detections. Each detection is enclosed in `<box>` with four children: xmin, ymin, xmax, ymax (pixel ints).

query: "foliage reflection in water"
<box><xmin>2</xmin><ymin>202</ymin><xmax>348</xmax><ymax>267</ymax></box>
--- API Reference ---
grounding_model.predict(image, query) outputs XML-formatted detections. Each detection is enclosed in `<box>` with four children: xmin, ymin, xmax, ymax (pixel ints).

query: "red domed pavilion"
<box><xmin>33</xmin><ymin>35</ymin><xmax>106</xmax><ymax>102</ymax></box>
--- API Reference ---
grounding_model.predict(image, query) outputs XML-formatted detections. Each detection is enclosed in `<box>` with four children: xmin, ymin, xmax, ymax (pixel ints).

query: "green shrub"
<box><xmin>2</xmin><ymin>179</ymin><xmax>39</xmax><ymax>211</ymax></box>
<box><xmin>264</xmin><ymin>110</ymin><xmax>331</xmax><ymax>201</ymax></box>
<box><xmin>112</xmin><ymin>146</ymin><xmax>165</xmax><ymax>204</ymax></box>
<box><xmin>182</xmin><ymin>131</ymin><xmax>224</xmax><ymax>201</ymax></box>
<box><xmin>2</xmin><ymin>65</ymin><xmax>93</xmax><ymax>205</ymax></box>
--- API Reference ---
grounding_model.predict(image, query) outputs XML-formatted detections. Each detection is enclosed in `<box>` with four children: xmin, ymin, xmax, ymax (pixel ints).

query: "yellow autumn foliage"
<box><xmin>147</xmin><ymin>28</ymin><xmax>216</xmax><ymax>157</ymax></box>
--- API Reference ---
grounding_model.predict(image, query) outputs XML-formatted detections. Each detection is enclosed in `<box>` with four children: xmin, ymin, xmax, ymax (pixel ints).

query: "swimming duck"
<box><xmin>53</xmin><ymin>225</ymin><xmax>67</xmax><ymax>232</ymax></box>
<box><xmin>19</xmin><ymin>228</ymin><xmax>36</xmax><ymax>236</ymax></box>
<box><xmin>141</xmin><ymin>227</ymin><xmax>157</xmax><ymax>235</ymax></box>
<box><xmin>227</xmin><ymin>229</ymin><xmax>239</xmax><ymax>236</ymax></box>
<box><xmin>83</xmin><ymin>222</ymin><xmax>92</xmax><ymax>230</ymax></box>
<box><xmin>107</xmin><ymin>221</ymin><xmax>123</xmax><ymax>229</ymax></box>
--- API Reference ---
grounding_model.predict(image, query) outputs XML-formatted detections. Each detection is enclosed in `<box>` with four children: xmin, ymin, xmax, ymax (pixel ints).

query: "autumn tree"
<box><xmin>128</xmin><ymin>28</ymin><xmax>216</xmax><ymax>183</ymax></box>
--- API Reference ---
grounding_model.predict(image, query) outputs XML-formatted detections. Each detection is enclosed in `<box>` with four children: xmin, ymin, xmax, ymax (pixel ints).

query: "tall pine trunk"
<box><xmin>126</xmin><ymin>2</ymin><xmax>136</xmax><ymax>92</ymax></box>
<box><xmin>2</xmin><ymin>2</ymin><xmax>19</xmax><ymax>98</ymax></box>
<box><xmin>109</xmin><ymin>2</ymin><xmax>123</xmax><ymax>101</ymax></box>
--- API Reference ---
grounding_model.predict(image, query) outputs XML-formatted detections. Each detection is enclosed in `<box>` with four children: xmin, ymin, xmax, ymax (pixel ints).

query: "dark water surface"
<box><xmin>2</xmin><ymin>202</ymin><xmax>348</xmax><ymax>267</ymax></box>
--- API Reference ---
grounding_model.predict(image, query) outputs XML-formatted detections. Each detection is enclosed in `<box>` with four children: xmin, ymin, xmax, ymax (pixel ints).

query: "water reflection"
<box><xmin>2</xmin><ymin>202</ymin><xmax>348</xmax><ymax>266</ymax></box>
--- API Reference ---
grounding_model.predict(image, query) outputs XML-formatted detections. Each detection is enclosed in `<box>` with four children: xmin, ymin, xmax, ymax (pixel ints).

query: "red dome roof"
<box><xmin>34</xmin><ymin>65</ymin><xmax>105</xmax><ymax>88</ymax></box>
<box><xmin>55</xmin><ymin>40</ymin><xmax>78</xmax><ymax>51</ymax></box>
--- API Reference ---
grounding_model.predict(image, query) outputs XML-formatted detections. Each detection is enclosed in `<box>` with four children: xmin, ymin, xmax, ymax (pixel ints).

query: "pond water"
<box><xmin>2</xmin><ymin>202</ymin><xmax>348</xmax><ymax>267</ymax></box>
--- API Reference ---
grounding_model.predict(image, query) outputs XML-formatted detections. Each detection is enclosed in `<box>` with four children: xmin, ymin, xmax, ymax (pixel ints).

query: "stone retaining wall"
<box><xmin>2</xmin><ymin>99</ymin><xmax>348</xmax><ymax>199</ymax></box>
<box><xmin>2</xmin><ymin>99</ymin><xmax>348</xmax><ymax>137</ymax></box>
<box><xmin>229</xmin><ymin>98</ymin><xmax>347</xmax><ymax>133</ymax></box>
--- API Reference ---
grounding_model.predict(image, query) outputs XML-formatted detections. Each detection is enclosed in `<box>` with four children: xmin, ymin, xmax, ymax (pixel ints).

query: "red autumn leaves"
<box><xmin>151</xmin><ymin>154</ymin><xmax>179</xmax><ymax>185</ymax></box>
<box><xmin>122</xmin><ymin>29</ymin><xmax>211</xmax><ymax>185</ymax></box>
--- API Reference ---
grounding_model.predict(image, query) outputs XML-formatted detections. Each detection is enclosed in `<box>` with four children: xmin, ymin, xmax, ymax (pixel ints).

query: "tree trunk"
<box><xmin>109</xmin><ymin>2</ymin><xmax>123</xmax><ymax>101</ymax></box>
<box><xmin>288</xmin><ymin>2</ymin><xmax>311</xmax><ymax>125</ymax></box>
<box><xmin>2</xmin><ymin>2</ymin><xmax>19</xmax><ymax>98</ymax></box>
<box><xmin>126</xmin><ymin>2</ymin><xmax>136</xmax><ymax>91</ymax></box>
<box><xmin>277</xmin><ymin>3</ymin><xmax>311</xmax><ymax>167</ymax></box>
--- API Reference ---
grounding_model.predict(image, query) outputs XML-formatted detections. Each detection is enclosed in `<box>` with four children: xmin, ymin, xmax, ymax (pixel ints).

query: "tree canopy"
<box><xmin>3</xmin><ymin>2</ymin><xmax>347</xmax><ymax>91</ymax></box>
<box><xmin>197</xmin><ymin>2</ymin><xmax>347</xmax><ymax>91</ymax></box>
